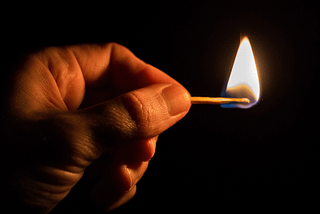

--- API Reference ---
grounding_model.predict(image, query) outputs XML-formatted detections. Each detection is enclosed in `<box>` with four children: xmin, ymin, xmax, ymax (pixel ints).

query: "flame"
<box><xmin>221</xmin><ymin>36</ymin><xmax>260</xmax><ymax>109</ymax></box>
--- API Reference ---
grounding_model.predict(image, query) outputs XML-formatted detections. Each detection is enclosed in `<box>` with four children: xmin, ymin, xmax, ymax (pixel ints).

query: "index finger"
<box><xmin>69</xmin><ymin>43</ymin><xmax>183</xmax><ymax>96</ymax></box>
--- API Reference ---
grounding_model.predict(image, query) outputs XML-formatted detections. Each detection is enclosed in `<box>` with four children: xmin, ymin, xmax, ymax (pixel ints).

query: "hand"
<box><xmin>1</xmin><ymin>43</ymin><xmax>191</xmax><ymax>213</ymax></box>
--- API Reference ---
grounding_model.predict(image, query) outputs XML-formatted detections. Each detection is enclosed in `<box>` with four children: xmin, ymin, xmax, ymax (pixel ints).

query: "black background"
<box><xmin>1</xmin><ymin>1</ymin><xmax>318</xmax><ymax>212</ymax></box>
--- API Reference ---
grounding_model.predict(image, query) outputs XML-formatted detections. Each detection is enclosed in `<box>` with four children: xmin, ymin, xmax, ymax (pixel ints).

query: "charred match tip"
<box><xmin>190</xmin><ymin>97</ymin><xmax>250</xmax><ymax>105</ymax></box>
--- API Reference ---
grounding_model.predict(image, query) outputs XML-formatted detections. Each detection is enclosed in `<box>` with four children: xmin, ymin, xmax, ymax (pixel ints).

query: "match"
<box><xmin>190</xmin><ymin>97</ymin><xmax>250</xmax><ymax>105</ymax></box>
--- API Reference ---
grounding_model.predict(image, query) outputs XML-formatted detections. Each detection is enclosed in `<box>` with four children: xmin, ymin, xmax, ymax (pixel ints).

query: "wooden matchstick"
<box><xmin>190</xmin><ymin>97</ymin><xmax>250</xmax><ymax>104</ymax></box>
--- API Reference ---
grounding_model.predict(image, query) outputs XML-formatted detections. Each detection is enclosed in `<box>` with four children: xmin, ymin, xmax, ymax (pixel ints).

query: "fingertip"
<box><xmin>118</xmin><ymin>165</ymin><xmax>134</xmax><ymax>192</ymax></box>
<box><xmin>137</xmin><ymin>136</ymin><xmax>158</xmax><ymax>162</ymax></box>
<box><xmin>116</xmin><ymin>161</ymin><xmax>148</xmax><ymax>193</ymax></box>
<box><xmin>91</xmin><ymin>180</ymin><xmax>137</xmax><ymax>212</ymax></box>
<box><xmin>104</xmin><ymin>185</ymin><xmax>137</xmax><ymax>212</ymax></box>
<box><xmin>161</xmin><ymin>84</ymin><xmax>191</xmax><ymax>117</ymax></box>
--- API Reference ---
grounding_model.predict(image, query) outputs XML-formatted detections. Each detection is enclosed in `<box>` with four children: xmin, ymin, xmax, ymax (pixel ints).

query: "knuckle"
<box><xmin>120</xmin><ymin>91</ymin><xmax>154</xmax><ymax>138</ymax></box>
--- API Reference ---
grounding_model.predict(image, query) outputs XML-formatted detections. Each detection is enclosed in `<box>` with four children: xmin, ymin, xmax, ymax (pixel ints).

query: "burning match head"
<box><xmin>221</xmin><ymin>84</ymin><xmax>258</xmax><ymax>108</ymax></box>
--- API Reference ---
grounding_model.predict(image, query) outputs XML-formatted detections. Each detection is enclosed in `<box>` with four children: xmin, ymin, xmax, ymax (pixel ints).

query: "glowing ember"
<box><xmin>221</xmin><ymin>36</ymin><xmax>260</xmax><ymax>109</ymax></box>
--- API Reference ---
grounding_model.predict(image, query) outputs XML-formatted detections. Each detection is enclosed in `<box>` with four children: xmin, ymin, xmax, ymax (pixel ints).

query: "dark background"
<box><xmin>1</xmin><ymin>1</ymin><xmax>318</xmax><ymax>212</ymax></box>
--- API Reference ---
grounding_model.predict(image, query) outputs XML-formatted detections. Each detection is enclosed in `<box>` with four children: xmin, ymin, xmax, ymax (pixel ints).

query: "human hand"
<box><xmin>1</xmin><ymin>43</ymin><xmax>191</xmax><ymax>213</ymax></box>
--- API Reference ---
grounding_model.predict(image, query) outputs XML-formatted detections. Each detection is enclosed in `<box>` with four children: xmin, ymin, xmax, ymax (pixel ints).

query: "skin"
<box><xmin>1</xmin><ymin>43</ymin><xmax>191</xmax><ymax>213</ymax></box>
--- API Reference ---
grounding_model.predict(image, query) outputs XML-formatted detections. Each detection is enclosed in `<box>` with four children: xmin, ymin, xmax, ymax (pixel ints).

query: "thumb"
<box><xmin>79</xmin><ymin>83</ymin><xmax>191</xmax><ymax>150</ymax></box>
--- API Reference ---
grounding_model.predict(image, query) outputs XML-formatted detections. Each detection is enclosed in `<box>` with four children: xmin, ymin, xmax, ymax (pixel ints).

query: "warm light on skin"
<box><xmin>221</xmin><ymin>37</ymin><xmax>260</xmax><ymax>109</ymax></box>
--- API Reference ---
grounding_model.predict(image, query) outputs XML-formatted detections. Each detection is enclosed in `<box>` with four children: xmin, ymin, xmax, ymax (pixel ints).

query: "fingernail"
<box><xmin>161</xmin><ymin>85</ymin><xmax>191</xmax><ymax>116</ymax></box>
